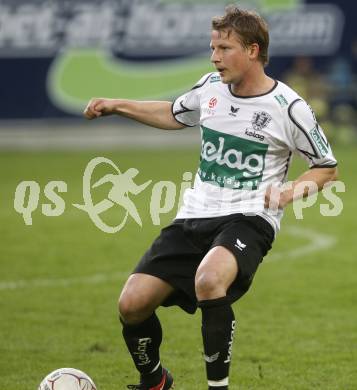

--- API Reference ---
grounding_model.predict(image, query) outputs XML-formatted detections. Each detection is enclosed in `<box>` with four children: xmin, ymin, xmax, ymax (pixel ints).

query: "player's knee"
<box><xmin>118</xmin><ymin>292</ymin><xmax>152</xmax><ymax>325</ymax></box>
<box><xmin>195</xmin><ymin>271</ymin><xmax>226</xmax><ymax>300</ymax></box>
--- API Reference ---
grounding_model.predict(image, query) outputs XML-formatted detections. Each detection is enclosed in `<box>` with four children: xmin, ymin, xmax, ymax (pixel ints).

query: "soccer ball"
<box><xmin>38</xmin><ymin>368</ymin><xmax>97</xmax><ymax>390</ymax></box>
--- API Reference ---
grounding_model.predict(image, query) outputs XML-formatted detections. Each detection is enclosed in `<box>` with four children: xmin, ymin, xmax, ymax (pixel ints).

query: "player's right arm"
<box><xmin>84</xmin><ymin>73</ymin><xmax>213</xmax><ymax>130</ymax></box>
<box><xmin>84</xmin><ymin>98</ymin><xmax>185</xmax><ymax>130</ymax></box>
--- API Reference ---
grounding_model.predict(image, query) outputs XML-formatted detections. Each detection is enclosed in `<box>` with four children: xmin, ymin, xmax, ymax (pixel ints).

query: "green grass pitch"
<box><xmin>0</xmin><ymin>145</ymin><xmax>356</xmax><ymax>389</ymax></box>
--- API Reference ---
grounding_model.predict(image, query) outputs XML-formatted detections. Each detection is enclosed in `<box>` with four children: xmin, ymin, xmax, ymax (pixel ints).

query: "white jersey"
<box><xmin>172</xmin><ymin>72</ymin><xmax>337</xmax><ymax>233</ymax></box>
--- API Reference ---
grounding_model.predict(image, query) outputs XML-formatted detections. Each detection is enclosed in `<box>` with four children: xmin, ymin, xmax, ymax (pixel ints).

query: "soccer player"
<box><xmin>84</xmin><ymin>6</ymin><xmax>337</xmax><ymax>390</ymax></box>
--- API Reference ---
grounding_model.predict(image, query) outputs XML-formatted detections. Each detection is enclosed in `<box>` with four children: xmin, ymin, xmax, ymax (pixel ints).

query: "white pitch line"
<box><xmin>266</xmin><ymin>226</ymin><xmax>337</xmax><ymax>262</ymax></box>
<box><xmin>0</xmin><ymin>271</ymin><xmax>129</xmax><ymax>291</ymax></box>
<box><xmin>0</xmin><ymin>226</ymin><xmax>337</xmax><ymax>291</ymax></box>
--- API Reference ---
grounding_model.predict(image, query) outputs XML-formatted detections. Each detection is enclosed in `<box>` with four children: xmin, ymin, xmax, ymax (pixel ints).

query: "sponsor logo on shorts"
<box><xmin>234</xmin><ymin>238</ymin><xmax>247</xmax><ymax>251</ymax></box>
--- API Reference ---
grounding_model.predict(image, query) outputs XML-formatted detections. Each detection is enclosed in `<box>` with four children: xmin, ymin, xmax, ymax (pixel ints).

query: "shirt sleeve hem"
<box><xmin>309</xmin><ymin>163</ymin><xmax>338</xmax><ymax>169</ymax></box>
<box><xmin>171</xmin><ymin>101</ymin><xmax>197</xmax><ymax>128</ymax></box>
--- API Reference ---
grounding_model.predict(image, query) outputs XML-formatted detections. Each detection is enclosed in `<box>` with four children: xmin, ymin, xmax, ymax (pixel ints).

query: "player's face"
<box><xmin>210</xmin><ymin>29</ymin><xmax>254</xmax><ymax>85</ymax></box>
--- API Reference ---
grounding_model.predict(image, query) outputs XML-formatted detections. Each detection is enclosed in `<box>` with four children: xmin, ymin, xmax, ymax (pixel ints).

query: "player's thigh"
<box><xmin>195</xmin><ymin>246</ymin><xmax>238</xmax><ymax>299</ymax></box>
<box><xmin>119</xmin><ymin>273</ymin><xmax>174</xmax><ymax>321</ymax></box>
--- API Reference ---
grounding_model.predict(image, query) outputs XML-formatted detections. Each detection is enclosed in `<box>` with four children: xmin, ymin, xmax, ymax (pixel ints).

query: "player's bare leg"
<box><xmin>119</xmin><ymin>273</ymin><xmax>174</xmax><ymax>324</ymax></box>
<box><xmin>119</xmin><ymin>274</ymin><xmax>175</xmax><ymax>389</ymax></box>
<box><xmin>195</xmin><ymin>246</ymin><xmax>238</xmax><ymax>300</ymax></box>
<box><xmin>195</xmin><ymin>246</ymin><xmax>238</xmax><ymax>390</ymax></box>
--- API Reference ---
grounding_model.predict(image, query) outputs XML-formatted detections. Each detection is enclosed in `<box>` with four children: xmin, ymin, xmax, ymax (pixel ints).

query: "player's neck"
<box><xmin>230</xmin><ymin>71</ymin><xmax>275</xmax><ymax>97</ymax></box>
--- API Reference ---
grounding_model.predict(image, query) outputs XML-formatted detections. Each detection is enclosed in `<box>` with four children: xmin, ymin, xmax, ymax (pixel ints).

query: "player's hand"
<box><xmin>264</xmin><ymin>185</ymin><xmax>289</xmax><ymax>210</ymax></box>
<box><xmin>83</xmin><ymin>98</ymin><xmax>119</xmax><ymax>120</ymax></box>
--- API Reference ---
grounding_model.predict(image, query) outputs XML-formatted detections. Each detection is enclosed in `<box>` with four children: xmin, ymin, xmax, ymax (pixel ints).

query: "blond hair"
<box><xmin>212</xmin><ymin>5</ymin><xmax>270</xmax><ymax>66</ymax></box>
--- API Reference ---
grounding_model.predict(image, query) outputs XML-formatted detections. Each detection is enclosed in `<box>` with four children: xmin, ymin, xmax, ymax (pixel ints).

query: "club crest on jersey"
<box><xmin>251</xmin><ymin>111</ymin><xmax>272</xmax><ymax>131</ymax></box>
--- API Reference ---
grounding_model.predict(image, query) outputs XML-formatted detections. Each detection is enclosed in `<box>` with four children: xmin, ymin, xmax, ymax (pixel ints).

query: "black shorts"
<box><xmin>134</xmin><ymin>213</ymin><xmax>274</xmax><ymax>314</ymax></box>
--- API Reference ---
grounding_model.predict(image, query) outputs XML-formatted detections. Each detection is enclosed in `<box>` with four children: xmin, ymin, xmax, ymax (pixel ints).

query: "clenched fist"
<box><xmin>83</xmin><ymin>98</ymin><xmax>120</xmax><ymax>120</ymax></box>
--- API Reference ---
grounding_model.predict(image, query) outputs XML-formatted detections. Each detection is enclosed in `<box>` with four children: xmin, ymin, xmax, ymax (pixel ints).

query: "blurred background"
<box><xmin>1</xmin><ymin>1</ymin><xmax>356</xmax><ymax>389</ymax></box>
<box><xmin>0</xmin><ymin>0</ymin><xmax>355</xmax><ymax>147</ymax></box>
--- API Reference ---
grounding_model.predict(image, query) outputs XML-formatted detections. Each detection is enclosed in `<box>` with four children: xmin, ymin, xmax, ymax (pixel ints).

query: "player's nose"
<box><xmin>210</xmin><ymin>49</ymin><xmax>220</xmax><ymax>64</ymax></box>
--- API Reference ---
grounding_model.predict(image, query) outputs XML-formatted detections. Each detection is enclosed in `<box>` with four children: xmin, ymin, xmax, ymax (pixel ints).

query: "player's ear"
<box><xmin>248</xmin><ymin>43</ymin><xmax>260</xmax><ymax>61</ymax></box>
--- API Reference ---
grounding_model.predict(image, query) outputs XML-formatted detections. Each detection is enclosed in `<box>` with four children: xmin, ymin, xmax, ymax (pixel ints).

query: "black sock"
<box><xmin>121</xmin><ymin>312</ymin><xmax>163</xmax><ymax>386</ymax></box>
<box><xmin>198</xmin><ymin>297</ymin><xmax>236</xmax><ymax>390</ymax></box>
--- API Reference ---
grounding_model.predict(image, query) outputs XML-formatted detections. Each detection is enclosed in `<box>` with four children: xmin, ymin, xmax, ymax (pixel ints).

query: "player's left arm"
<box><xmin>265</xmin><ymin>98</ymin><xmax>338</xmax><ymax>209</ymax></box>
<box><xmin>265</xmin><ymin>166</ymin><xmax>338</xmax><ymax>209</ymax></box>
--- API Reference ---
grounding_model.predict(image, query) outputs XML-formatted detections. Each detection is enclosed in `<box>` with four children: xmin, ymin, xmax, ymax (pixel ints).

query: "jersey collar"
<box><xmin>228</xmin><ymin>80</ymin><xmax>278</xmax><ymax>99</ymax></box>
